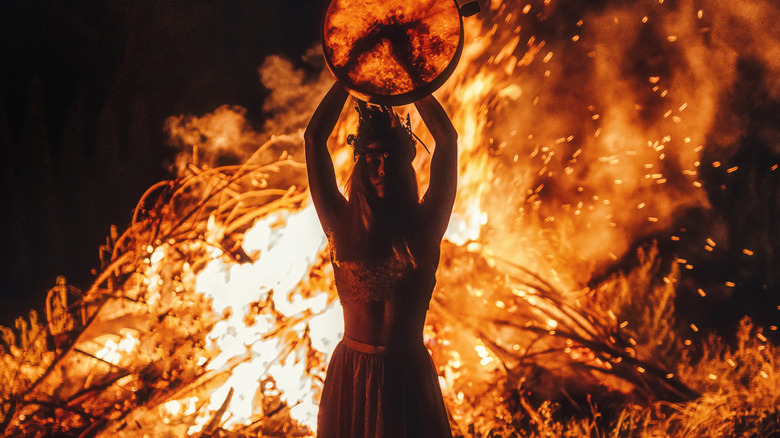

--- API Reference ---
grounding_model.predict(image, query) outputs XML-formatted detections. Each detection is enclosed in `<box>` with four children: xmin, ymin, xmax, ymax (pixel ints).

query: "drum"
<box><xmin>322</xmin><ymin>0</ymin><xmax>467</xmax><ymax>105</ymax></box>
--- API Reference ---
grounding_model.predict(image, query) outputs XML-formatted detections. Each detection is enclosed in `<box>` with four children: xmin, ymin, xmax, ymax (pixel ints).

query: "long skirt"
<box><xmin>317</xmin><ymin>337</ymin><xmax>453</xmax><ymax>438</ymax></box>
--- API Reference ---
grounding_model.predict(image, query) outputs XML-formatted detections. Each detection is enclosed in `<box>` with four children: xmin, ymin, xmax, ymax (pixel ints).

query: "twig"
<box><xmin>200</xmin><ymin>387</ymin><xmax>234</xmax><ymax>437</ymax></box>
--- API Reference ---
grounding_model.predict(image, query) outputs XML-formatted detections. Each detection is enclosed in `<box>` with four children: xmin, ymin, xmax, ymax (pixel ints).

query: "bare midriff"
<box><xmin>341</xmin><ymin>298</ymin><xmax>429</xmax><ymax>347</ymax></box>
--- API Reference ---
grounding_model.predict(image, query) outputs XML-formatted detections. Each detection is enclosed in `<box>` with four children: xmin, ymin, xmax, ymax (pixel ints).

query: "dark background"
<box><xmin>0</xmin><ymin>0</ymin><xmax>325</xmax><ymax>326</ymax></box>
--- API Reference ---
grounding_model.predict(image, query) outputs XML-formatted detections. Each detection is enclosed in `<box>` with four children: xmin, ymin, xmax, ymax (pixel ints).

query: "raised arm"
<box><xmin>304</xmin><ymin>81</ymin><xmax>349</xmax><ymax>231</ymax></box>
<box><xmin>414</xmin><ymin>94</ymin><xmax>458</xmax><ymax>239</ymax></box>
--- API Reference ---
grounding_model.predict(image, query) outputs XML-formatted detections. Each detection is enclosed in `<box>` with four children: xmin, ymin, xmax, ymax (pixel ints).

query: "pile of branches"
<box><xmin>425</xmin><ymin>241</ymin><xmax>701</xmax><ymax>436</ymax></box>
<box><xmin>2</xmin><ymin>134</ymin><xmax>773</xmax><ymax>437</ymax></box>
<box><xmin>1</xmin><ymin>137</ymin><xmax>313</xmax><ymax>437</ymax></box>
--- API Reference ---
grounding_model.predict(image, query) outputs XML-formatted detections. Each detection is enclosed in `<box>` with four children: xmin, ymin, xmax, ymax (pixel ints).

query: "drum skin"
<box><xmin>322</xmin><ymin>0</ymin><xmax>464</xmax><ymax>105</ymax></box>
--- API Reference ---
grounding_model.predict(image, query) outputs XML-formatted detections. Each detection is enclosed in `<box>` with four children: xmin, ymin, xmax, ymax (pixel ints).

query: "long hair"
<box><xmin>335</xmin><ymin>102</ymin><xmax>420</xmax><ymax>263</ymax></box>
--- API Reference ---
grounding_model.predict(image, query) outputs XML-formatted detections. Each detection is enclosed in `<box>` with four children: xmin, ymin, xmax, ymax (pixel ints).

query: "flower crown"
<box><xmin>346</xmin><ymin>100</ymin><xmax>426</xmax><ymax>161</ymax></box>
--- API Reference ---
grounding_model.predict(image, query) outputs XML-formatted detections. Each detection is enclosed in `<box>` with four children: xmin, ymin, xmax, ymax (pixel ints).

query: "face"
<box><xmin>364</xmin><ymin>141</ymin><xmax>393</xmax><ymax>198</ymax></box>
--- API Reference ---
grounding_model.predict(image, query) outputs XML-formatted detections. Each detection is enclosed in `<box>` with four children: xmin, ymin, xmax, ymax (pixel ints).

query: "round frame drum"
<box><xmin>322</xmin><ymin>0</ymin><xmax>464</xmax><ymax>105</ymax></box>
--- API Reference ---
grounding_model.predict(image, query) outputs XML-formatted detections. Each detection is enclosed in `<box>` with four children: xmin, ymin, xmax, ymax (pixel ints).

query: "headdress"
<box><xmin>346</xmin><ymin>100</ymin><xmax>428</xmax><ymax>161</ymax></box>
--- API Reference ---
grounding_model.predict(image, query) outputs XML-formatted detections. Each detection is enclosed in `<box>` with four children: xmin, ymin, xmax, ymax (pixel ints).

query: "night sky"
<box><xmin>0</xmin><ymin>0</ymin><xmax>326</xmax><ymax>326</ymax></box>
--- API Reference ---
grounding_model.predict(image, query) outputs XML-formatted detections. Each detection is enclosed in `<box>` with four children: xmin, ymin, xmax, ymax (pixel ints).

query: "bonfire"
<box><xmin>2</xmin><ymin>0</ymin><xmax>778</xmax><ymax>436</ymax></box>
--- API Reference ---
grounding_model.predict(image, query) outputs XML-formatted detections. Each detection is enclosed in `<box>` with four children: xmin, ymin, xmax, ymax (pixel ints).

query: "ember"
<box><xmin>2</xmin><ymin>0</ymin><xmax>779</xmax><ymax>437</ymax></box>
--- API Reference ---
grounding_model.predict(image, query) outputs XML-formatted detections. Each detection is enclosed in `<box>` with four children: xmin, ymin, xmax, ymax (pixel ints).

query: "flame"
<box><xmin>187</xmin><ymin>204</ymin><xmax>339</xmax><ymax>432</ymax></box>
<box><xmin>95</xmin><ymin>332</ymin><xmax>139</xmax><ymax>366</ymax></box>
<box><xmin>5</xmin><ymin>0</ymin><xmax>780</xmax><ymax>436</ymax></box>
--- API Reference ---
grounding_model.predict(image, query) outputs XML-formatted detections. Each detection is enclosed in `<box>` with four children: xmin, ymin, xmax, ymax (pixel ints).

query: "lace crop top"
<box><xmin>329</xmin><ymin>246</ymin><xmax>437</xmax><ymax>303</ymax></box>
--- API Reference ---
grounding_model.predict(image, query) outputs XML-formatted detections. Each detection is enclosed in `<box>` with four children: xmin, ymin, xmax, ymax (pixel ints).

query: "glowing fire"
<box><xmin>3</xmin><ymin>0</ymin><xmax>779</xmax><ymax>436</ymax></box>
<box><xmin>187</xmin><ymin>204</ymin><xmax>337</xmax><ymax>433</ymax></box>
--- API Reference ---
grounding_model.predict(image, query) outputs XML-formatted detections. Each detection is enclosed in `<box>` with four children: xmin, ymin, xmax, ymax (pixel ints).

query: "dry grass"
<box><xmin>0</xmin><ymin>158</ymin><xmax>777</xmax><ymax>437</ymax></box>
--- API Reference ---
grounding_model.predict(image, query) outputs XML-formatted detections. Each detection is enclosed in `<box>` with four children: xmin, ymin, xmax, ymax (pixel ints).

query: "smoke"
<box><xmin>258</xmin><ymin>49</ymin><xmax>335</xmax><ymax>140</ymax></box>
<box><xmin>428</xmin><ymin>0</ymin><xmax>780</xmax><ymax>287</ymax></box>
<box><xmin>164</xmin><ymin>48</ymin><xmax>335</xmax><ymax>175</ymax></box>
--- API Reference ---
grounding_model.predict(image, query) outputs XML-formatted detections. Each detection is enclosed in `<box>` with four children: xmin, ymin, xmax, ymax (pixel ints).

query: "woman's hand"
<box><xmin>414</xmin><ymin>95</ymin><xmax>458</xmax><ymax>146</ymax></box>
<box><xmin>304</xmin><ymin>82</ymin><xmax>350</xmax><ymax>146</ymax></box>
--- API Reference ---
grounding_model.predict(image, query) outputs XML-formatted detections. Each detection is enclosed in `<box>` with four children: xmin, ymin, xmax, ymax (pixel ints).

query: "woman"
<box><xmin>305</xmin><ymin>81</ymin><xmax>458</xmax><ymax>438</ymax></box>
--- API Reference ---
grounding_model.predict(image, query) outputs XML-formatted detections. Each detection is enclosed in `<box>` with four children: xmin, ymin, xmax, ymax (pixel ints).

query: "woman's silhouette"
<box><xmin>305</xmin><ymin>81</ymin><xmax>457</xmax><ymax>438</ymax></box>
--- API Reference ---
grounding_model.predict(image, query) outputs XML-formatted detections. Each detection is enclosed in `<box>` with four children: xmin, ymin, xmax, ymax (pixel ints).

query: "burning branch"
<box><xmin>1</xmin><ymin>134</ymin><xmax>325</xmax><ymax>436</ymax></box>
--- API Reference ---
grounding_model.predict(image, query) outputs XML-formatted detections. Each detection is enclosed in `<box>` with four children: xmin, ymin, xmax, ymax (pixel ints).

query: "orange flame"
<box><xmin>6</xmin><ymin>1</ymin><xmax>780</xmax><ymax>436</ymax></box>
<box><xmin>126</xmin><ymin>0</ymin><xmax>778</xmax><ymax>433</ymax></box>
